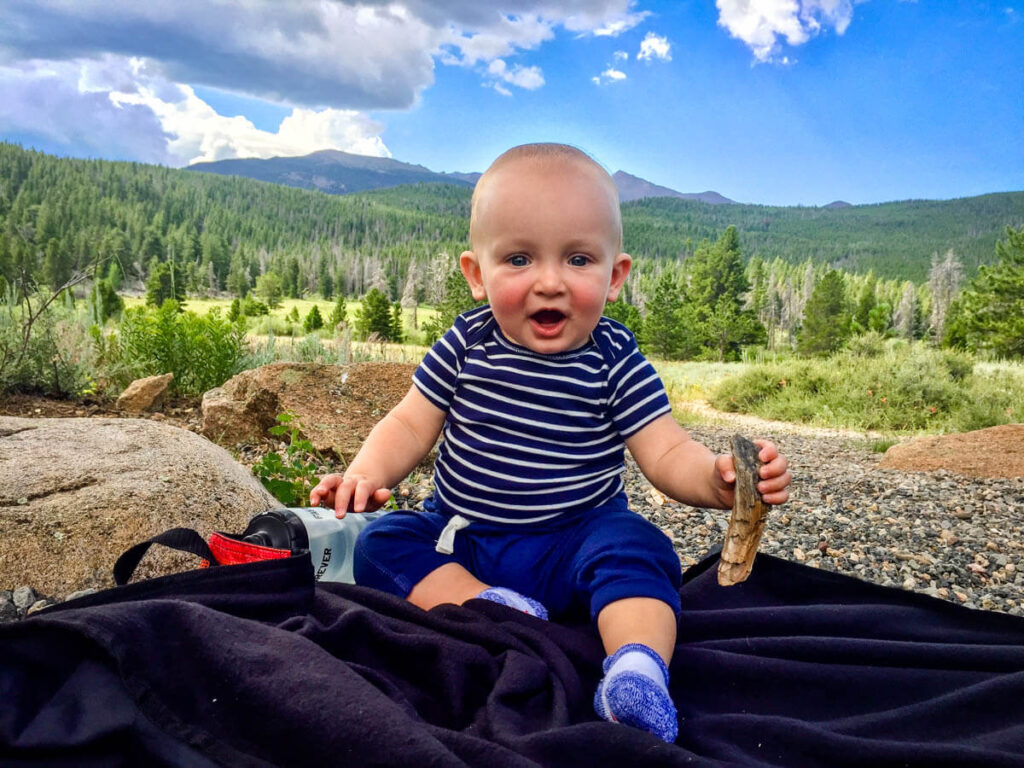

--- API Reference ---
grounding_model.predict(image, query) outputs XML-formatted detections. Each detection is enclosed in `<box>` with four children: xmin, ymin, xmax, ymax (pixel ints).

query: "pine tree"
<box><xmin>303</xmin><ymin>305</ymin><xmax>324</xmax><ymax>332</ymax></box>
<box><xmin>355</xmin><ymin>287</ymin><xmax>396</xmax><ymax>341</ymax></box>
<box><xmin>255</xmin><ymin>271</ymin><xmax>283</xmax><ymax>308</ymax></box>
<box><xmin>928</xmin><ymin>249</ymin><xmax>964</xmax><ymax>342</ymax></box>
<box><xmin>145</xmin><ymin>261</ymin><xmax>186</xmax><ymax>308</ymax></box>
<box><xmin>639</xmin><ymin>271</ymin><xmax>686</xmax><ymax>358</ymax></box>
<box><xmin>602</xmin><ymin>296</ymin><xmax>642</xmax><ymax>335</ymax></box>
<box><xmin>797</xmin><ymin>270</ymin><xmax>850</xmax><ymax>356</ymax></box>
<box><xmin>942</xmin><ymin>225</ymin><xmax>1024</xmax><ymax>358</ymax></box>
<box><xmin>422</xmin><ymin>267</ymin><xmax>481</xmax><ymax>344</ymax></box>
<box><xmin>329</xmin><ymin>294</ymin><xmax>347</xmax><ymax>329</ymax></box>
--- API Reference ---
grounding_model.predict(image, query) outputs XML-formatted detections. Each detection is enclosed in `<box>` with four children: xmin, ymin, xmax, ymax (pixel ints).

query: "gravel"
<box><xmin>4</xmin><ymin>424</ymin><xmax>1022</xmax><ymax>621</ymax></box>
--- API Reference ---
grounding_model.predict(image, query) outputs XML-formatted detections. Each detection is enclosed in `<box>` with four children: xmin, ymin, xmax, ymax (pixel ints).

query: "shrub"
<box><xmin>708</xmin><ymin>340</ymin><xmax>1021</xmax><ymax>433</ymax></box>
<box><xmin>110</xmin><ymin>301</ymin><xmax>248</xmax><ymax>395</ymax></box>
<box><xmin>0</xmin><ymin>289</ymin><xmax>99</xmax><ymax>397</ymax></box>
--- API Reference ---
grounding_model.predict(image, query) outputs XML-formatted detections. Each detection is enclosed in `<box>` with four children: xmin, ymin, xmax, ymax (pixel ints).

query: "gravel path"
<box><xmin>630</xmin><ymin>425</ymin><xmax>1024</xmax><ymax>616</ymax></box>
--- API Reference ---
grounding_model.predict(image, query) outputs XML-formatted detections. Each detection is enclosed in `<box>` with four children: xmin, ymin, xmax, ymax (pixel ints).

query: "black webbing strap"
<box><xmin>113</xmin><ymin>527</ymin><xmax>218</xmax><ymax>586</ymax></box>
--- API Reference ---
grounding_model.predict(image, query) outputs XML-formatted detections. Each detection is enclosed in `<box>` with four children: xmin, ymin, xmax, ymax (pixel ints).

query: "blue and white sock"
<box><xmin>594</xmin><ymin>643</ymin><xmax>678</xmax><ymax>743</ymax></box>
<box><xmin>475</xmin><ymin>587</ymin><xmax>549</xmax><ymax>620</ymax></box>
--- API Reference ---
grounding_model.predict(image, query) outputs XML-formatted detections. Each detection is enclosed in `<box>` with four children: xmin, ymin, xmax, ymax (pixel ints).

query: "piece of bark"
<box><xmin>718</xmin><ymin>435</ymin><xmax>768</xmax><ymax>586</ymax></box>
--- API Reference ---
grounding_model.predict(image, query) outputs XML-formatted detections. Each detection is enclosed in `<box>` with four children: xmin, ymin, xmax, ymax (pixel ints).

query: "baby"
<box><xmin>311</xmin><ymin>143</ymin><xmax>791</xmax><ymax>742</ymax></box>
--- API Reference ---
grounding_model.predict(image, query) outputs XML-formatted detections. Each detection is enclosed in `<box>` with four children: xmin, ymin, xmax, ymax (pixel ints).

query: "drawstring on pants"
<box><xmin>435</xmin><ymin>514</ymin><xmax>471</xmax><ymax>554</ymax></box>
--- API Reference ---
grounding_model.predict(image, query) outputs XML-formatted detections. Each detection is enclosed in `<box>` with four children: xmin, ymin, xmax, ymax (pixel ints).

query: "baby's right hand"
<box><xmin>310</xmin><ymin>473</ymin><xmax>393</xmax><ymax>518</ymax></box>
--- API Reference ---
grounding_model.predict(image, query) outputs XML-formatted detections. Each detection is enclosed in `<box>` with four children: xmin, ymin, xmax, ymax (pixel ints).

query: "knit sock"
<box><xmin>594</xmin><ymin>643</ymin><xmax>678</xmax><ymax>743</ymax></box>
<box><xmin>475</xmin><ymin>587</ymin><xmax>549</xmax><ymax>620</ymax></box>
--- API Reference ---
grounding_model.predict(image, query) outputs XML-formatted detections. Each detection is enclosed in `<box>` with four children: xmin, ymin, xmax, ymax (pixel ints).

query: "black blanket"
<box><xmin>3</xmin><ymin>550</ymin><xmax>1023</xmax><ymax>767</ymax></box>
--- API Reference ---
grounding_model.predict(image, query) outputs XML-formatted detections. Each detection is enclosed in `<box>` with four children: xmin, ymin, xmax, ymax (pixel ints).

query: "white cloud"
<box><xmin>592</xmin><ymin>67</ymin><xmax>628</xmax><ymax>85</ymax></box>
<box><xmin>613</xmin><ymin>50</ymin><xmax>629</xmax><ymax>61</ymax></box>
<box><xmin>487</xmin><ymin>59</ymin><xmax>546</xmax><ymax>92</ymax></box>
<box><xmin>0</xmin><ymin>0</ymin><xmax>648</xmax><ymax>163</ymax></box>
<box><xmin>715</xmin><ymin>0</ymin><xmax>859</xmax><ymax>63</ymax></box>
<box><xmin>637</xmin><ymin>31</ymin><xmax>672</xmax><ymax>62</ymax></box>
<box><xmin>2</xmin><ymin>57</ymin><xmax>390</xmax><ymax>166</ymax></box>
<box><xmin>590</xmin><ymin>10</ymin><xmax>652</xmax><ymax>36</ymax></box>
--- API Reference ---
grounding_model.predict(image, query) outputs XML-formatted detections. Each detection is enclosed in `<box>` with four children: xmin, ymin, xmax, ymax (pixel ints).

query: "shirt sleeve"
<box><xmin>605</xmin><ymin>331</ymin><xmax>672</xmax><ymax>439</ymax></box>
<box><xmin>412</xmin><ymin>313</ymin><xmax>472</xmax><ymax>411</ymax></box>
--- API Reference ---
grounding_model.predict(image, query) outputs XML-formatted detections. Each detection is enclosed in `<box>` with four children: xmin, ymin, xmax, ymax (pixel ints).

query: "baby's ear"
<box><xmin>460</xmin><ymin>251</ymin><xmax>487</xmax><ymax>301</ymax></box>
<box><xmin>606</xmin><ymin>252</ymin><xmax>632</xmax><ymax>302</ymax></box>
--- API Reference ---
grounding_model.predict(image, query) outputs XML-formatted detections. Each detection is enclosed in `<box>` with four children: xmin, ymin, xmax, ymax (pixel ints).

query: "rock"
<box><xmin>27</xmin><ymin>599</ymin><xmax>51</xmax><ymax>615</ymax></box>
<box><xmin>938</xmin><ymin>529</ymin><xmax>958</xmax><ymax>546</ymax></box>
<box><xmin>0</xmin><ymin>416</ymin><xmax>277</xmax><ymax>599</ymax></box>
<box><xmin>12</xmin><ymin>586</ymin><xmax>37</xmax><ymax>611</ymax></box>
<box><xmin>0</xmin><ymin>595</ymin><xmax>18</xmax><ymax>622</ymax></box>
<box><xmin>878</xmin><ymin>425</ymin><xmax>1024</xmax><ymax>478</ymax></box>
<box><xmin>116</xmin><ymin>373</ymin><xmax>174</xmax><ymax>413</ymax></box>
<box><xmin>201</xmin><ymin>362</ymin><xmax>419</xmax><ymax>464</ymax></box>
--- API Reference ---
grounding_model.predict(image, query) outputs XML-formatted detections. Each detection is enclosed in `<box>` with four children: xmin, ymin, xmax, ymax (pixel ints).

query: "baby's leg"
<box><xmin>409</xmin><ymin>564</ymin><xmax>549</xmax><ymax>618</ymax></box>
<box><xmin>594</xmin><ymin>597</ymin><xmax>678</xmax><ymax>743</ymax></box>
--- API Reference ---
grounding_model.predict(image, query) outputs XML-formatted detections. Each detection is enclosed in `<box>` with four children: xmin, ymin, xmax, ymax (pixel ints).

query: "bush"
<box><xmin>0</xmin><ymin>289</ymin><xmax>99</xmax><ymax>397</ymax></box>
<box><xmin>110</xmin><ymin>301</ymin><xmax>248</xmax><ymax>395</ymax></box>
<box><xmin>709</xmin><ymin>340</ymin><xmax>1019</xmax><ymax>433</ymax></box>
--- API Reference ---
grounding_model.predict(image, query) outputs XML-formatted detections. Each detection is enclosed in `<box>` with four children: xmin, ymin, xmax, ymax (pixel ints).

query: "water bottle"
<box><xmin>241</xmin><ymin>507</ymin><xmax>388</xmax><ymax>584</ymax></box>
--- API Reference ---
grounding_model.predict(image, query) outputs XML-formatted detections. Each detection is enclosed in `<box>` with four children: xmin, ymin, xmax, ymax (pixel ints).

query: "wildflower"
<box><xmin>1007</xmin><ymin>408</ymin><xmax>1014</xmax><ymax>416</ymax></box>
<box><xmin>929</xmin><ymin>407</ymin><xmax>937</xmax><ymax>414</ymax></box>
<box><xmin>780</xmin><ymin>378</ymin><xmax>787</xmax><ymax>387</ymax></box>
<box><xmin>880</xmin><ymin>397</ymin><xmax>887</xmax><ymax>403</ymax></box>
<box><xmin>867</xmin><ymin>389</ymin><xmax>873</xmax><ymax>396</ymax></box>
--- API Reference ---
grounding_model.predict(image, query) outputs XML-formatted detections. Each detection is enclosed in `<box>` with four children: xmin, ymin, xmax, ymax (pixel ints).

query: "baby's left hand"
<box><xmin>715</xmin><ymin>439</ymin><xmax>791</xmax><ymax>506</ymax></box>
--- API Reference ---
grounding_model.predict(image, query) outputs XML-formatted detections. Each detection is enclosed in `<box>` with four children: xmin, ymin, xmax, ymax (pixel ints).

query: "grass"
<box><xmin>121</xmin><ymin>295</ymin><xmax>440</xmax><ymax>346</ymax></box>
<box><xmin>708</xmin><ymin>340</ymin><xmax>1024</xmax><ymax>435</ymax></box>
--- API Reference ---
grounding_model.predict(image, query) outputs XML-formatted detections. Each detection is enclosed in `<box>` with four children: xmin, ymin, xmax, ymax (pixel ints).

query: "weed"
<box><xmin>252</xmin><ymin>412</ymin><xmax>334</xmax><ymax>507</ymax></box>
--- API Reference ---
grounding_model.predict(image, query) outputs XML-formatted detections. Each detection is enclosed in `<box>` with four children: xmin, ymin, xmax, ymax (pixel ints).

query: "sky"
<box><xmin>0</xmin><ymin>0</ymin><xmax>1021</xmax><ymax>207</ymax></box>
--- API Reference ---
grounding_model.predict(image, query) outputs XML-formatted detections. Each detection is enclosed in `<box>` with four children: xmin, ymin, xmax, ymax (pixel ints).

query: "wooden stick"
<box><xmin>718</xmin><ymin>435</ymin><xmax>768</xmax><ymax>586</ymax></box>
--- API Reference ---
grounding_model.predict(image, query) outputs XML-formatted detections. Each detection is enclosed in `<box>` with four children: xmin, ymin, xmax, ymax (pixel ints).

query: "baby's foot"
<box><xmin>594</xmin><ymin>643</ymin><xmax>678</xmax><ymax>743</ymax></box>
<box><xmin>475</xmin><ymin>587</ymin><xmax>549</xmax><ymax>619</ymax></box>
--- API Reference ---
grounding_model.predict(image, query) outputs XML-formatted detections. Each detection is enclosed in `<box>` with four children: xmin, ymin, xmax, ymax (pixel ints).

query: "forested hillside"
<box><xmin>622</xmin><ymin>194</ymin><xmax>1024</xmax><ymax>282</ymax></box>
<box><xmin>1</xmin><ymin>142</ymin><xmax>1021</xmax><ymax>299</ymax></box>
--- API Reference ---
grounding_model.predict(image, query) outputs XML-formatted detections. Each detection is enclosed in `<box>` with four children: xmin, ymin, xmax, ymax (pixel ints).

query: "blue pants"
<box><xmin>353</xmin><ymin>494</ymin><xmax>682</xmax><ymax>621</ymax></box>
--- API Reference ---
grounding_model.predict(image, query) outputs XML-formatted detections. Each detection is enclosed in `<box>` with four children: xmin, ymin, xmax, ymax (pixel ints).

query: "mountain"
<box><xmin>187</xmin><ymin>149</ymin><xmax>476</xmax><ymax>195</ymax></box>
<box><xmin>612</xmin><ymin>170</ymin><xmax>735</xmax><ymax>205</ymax></box>
<box><xmin>823</xmin><ymin>200</ymin><xmax>853</xmax><ymax>209</ymax></box>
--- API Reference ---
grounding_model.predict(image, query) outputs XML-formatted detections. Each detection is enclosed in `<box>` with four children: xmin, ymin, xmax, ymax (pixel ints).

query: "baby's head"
<box><xmin>461</xmin><ymin>143</ymin><xmax>631</xmax><ymax>354</ymax></box>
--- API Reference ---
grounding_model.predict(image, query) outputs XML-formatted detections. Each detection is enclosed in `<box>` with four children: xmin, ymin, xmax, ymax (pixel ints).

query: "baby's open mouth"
<box><xmin>531</xmin><ymin>309</ymin><xmax>565</xmax><ymax>325</ymax></box>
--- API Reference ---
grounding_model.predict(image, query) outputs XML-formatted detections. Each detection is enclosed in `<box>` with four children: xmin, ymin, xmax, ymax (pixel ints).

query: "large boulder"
<box><xmin>0</xmin><ymin>416</ymin><xmax>277</xmax><ymax>598</ymax></box>
<box><xmin>879</xmin><ymin>424</ymin><xmax>1024</xmax><ymax>478</ymax></box>
<box><xmin>201</xmin><ymin>362</ymin><xmax>418</xmax><ymax>462</ymax></box>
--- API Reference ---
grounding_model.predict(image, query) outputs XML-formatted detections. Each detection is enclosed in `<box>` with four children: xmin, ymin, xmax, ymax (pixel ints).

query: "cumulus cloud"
<box><xmin>715</xmin><ymin>0</ymin><xmax>859</xmax><ymax>63</ymax></box>
<box><xmin>637</xmin><ymin>31</ymin><xmax>672</xmax><ymax>62</ymax></box>
<box><xmin>592</xmin><ymin>67</ymin><xmax>627</xmax><ymax>86</ymax></box>
<box><xmin>487</xmin><ymin>59</ymin><xmax>545</xmax><ymax>94</ymax></box>
<box><xmin>1</xmin><ymin>56</ymin><xmax>389</xmax><ymax>166</ymax></box>
<box><xmin>0</xmin><ymin>0</ymin><xmax>651</xmax><ymax>163</ymax></box>
<box><xmin>613</xmin><ymin>50</ymin><xmax>630</xmax><ymax>61</ymax></box>
<box><xmin>0</xmin><ymin>0</ymin><xmax>646</xmax><ymax>109</ymax></box>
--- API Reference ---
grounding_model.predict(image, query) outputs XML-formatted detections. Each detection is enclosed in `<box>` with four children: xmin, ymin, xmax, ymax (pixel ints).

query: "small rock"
<box><xmin>938</xmin><ymin>529</ymin><xmax>958</xmax><ymax>546</ymax></box>
<box><xmin>793</xmin><ymin>547</ymin><xmax>806</xmax><ymax>562</ymax></box>
<box><xmin>0</xmin><ymin>596</ymin><xmax>18</xmax><ymax>622</ymax></box>
<box><xmin>12</xmin><ymin>586</ymin><xmax>37</xmax><ymax>612</ymax></box>
<box><xmin>902</xmin><ymin>577</ymin><xmax>917</xmax><ymax>590</ymax></box>
<box><xmin>27</xmin><ymin>599</ymin><xmax>51</xmax><ymax>615</ymax></box>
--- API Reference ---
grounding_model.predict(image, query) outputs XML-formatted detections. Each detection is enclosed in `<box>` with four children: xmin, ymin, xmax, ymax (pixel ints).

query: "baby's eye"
<box><xmin>568</xmin><ymin>254</ymin><xmax>591</xmax><ymax>267</ymax></box>
<box><xmin>507</xmin><ymin>254</ymin><xmax>529</xmax><ymax>267</ymax></box>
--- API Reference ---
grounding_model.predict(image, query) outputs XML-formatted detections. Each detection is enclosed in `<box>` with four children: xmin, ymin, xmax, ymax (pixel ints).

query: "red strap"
<box><xmin>206</xmin><ymin>531</ymin><xmax>292</xmax><ymax>567</ymax></box>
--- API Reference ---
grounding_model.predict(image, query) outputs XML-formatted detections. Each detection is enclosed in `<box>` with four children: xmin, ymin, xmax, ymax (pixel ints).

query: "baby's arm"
<box><xmin>625</xmin><ymin>414</ymin><xmax>791</xmax><ymax>509</ymax></box>
<box><xmin>310</xmin><ymin>384</ymin><xmax>446</xmax><ymax>517</ymax></box>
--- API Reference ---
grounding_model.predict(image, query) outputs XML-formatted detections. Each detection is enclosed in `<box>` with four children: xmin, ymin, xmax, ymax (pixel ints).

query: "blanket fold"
<box><xmin>2</xmin><ymin>551</ymin><xmax>1022</xmax><ymax>767</ymax></box>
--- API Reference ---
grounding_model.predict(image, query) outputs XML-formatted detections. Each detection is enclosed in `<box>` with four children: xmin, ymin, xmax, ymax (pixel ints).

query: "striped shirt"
<box><xmin>413</xmin><ymin>306</ymin><xmax>672</xmax><ymax>524</ymax></box>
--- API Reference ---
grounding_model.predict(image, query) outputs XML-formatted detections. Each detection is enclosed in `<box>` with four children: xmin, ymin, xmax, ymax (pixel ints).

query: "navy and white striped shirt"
<box><xmin>413</xmin><ymin>306</ymin><xmax>671</xmax><ymax>524</ymax></box>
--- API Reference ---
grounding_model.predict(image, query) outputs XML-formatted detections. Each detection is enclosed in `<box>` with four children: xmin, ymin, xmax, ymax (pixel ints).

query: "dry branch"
<box><xmin>718</xmin><ymin>434</ymin><xmax>768</xmax><ymax>586</ymax></box>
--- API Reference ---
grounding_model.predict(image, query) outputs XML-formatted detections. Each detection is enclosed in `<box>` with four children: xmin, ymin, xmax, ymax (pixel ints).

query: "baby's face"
<box><xmin>461</xmin><ymin>158</ymin><xmax>630</xmax><ymax>355</ymax></box>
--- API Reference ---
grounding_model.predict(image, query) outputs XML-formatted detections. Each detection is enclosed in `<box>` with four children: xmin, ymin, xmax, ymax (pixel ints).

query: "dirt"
<box><xmin>877</xmin><ymin>424</ymin><xmax>1024</xmax><ymax>479</ymax></box>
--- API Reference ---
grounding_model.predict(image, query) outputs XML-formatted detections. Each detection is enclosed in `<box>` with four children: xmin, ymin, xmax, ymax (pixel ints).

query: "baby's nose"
<box><xmin>534</xmin><ymin>263</ymin><xmax>565</xmax><ymax>293</ymax></box>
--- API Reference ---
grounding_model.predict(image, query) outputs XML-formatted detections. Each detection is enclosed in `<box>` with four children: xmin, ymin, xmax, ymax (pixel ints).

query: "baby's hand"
<box><xmin>310</xmin><ymin>473</ymin><xmax>393</xmax><ymax>518</ymax></box>
<box><xmin>715</xmin><ymin>439</ymin><xmax>791</xmax><ymax>506</ymax></box>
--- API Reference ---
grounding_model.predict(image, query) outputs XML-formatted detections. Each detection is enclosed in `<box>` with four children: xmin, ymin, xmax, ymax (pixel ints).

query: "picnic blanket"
<box><xmin>3</xmin><ymin>549</ymin><xmax>1023</xmax><ymax>767</ymax></box>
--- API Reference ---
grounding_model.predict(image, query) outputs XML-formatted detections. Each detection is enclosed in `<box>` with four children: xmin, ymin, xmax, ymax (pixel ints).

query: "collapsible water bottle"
<box><xmin>241</xmin><ymin>508</ymin><xmax>387</xmax><ymax>583</ymax></box>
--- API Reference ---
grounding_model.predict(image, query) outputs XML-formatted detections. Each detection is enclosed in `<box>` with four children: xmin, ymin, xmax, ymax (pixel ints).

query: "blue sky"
<box><xmin>1</xmin><ymin>1</ymin><xmax>1021</xmax><ymax>206</ymax></box>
